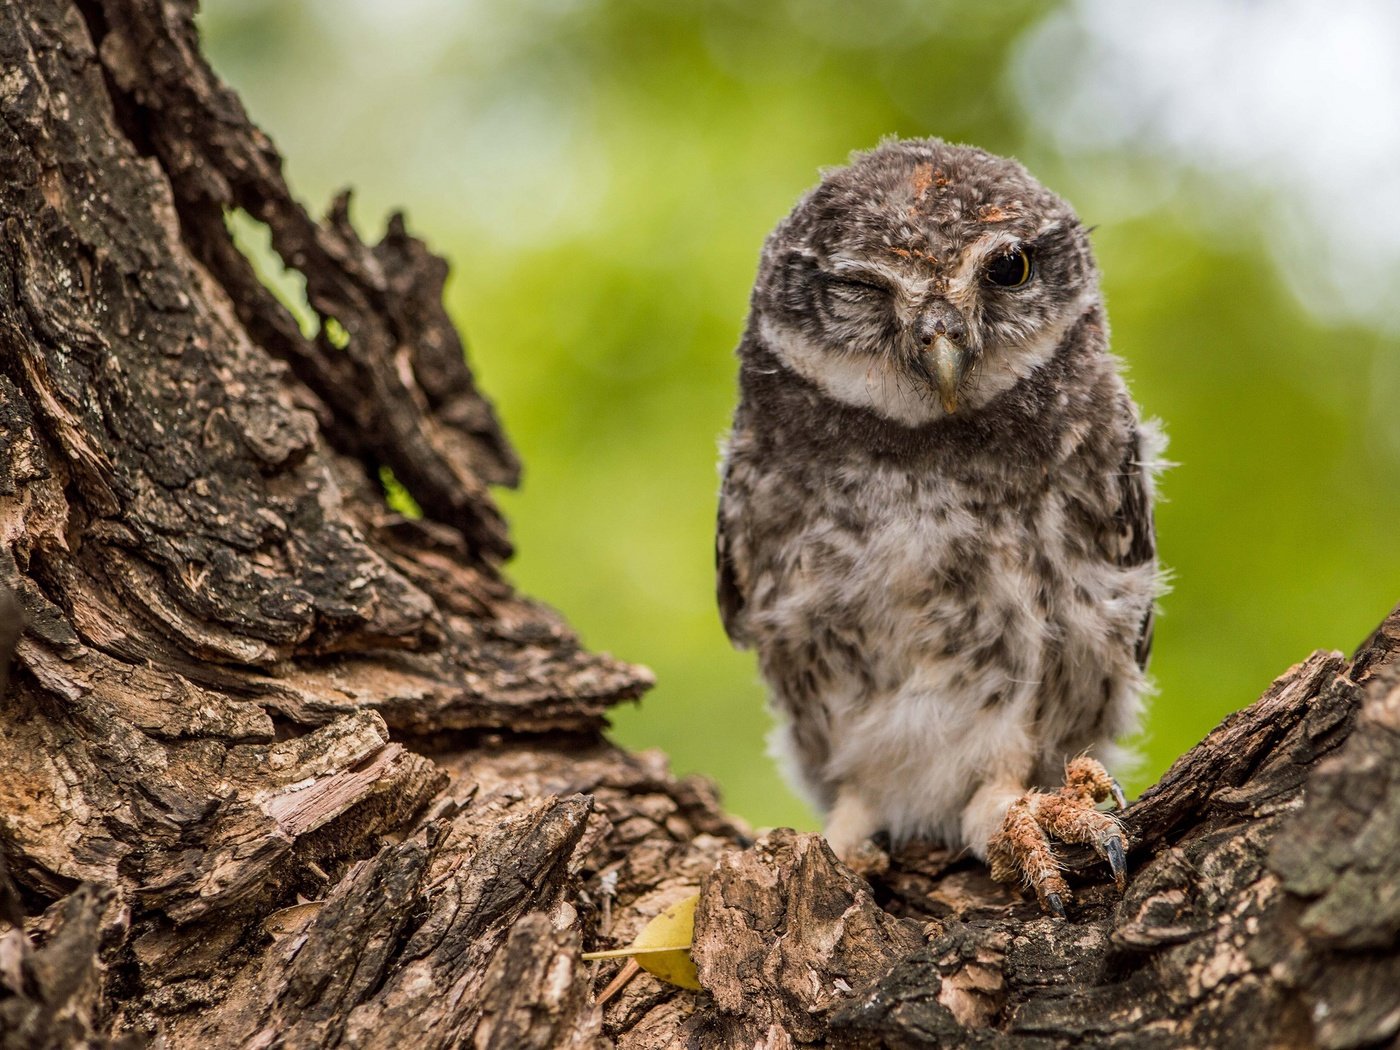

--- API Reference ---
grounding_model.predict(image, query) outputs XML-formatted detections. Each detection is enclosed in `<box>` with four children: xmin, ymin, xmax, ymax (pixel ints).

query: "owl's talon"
<box><xmin>987</xmin><ymin>795</ymin><xmax>1072</xmax><ymax>915</ymax></box>
<box><xmin>1103</xmin><ymin>834</ymin><xmax>1127</xmax><ymax>891</ymax></box>
<box><xmin>1110</xmin><ymin>780</ymin><xmax>1128</xmax><ymax>811</ymax></box>
<box><xmin>987</xmin><ymin>757</ymin><xmax>1131</xmax><ymax>915</ymax></box>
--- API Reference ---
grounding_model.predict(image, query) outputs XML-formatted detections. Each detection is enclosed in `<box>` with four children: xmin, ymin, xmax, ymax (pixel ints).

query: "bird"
<box><xmin>715</xmin><ymin>137</ymin><xmax>1163</xmax><ymax>915</ymax></box>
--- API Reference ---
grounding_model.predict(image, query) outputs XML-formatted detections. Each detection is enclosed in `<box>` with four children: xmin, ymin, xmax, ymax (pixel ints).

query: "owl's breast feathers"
<box><xmin>716</xmin><ymin>312</ymin><xmax>1160</xmax><ymax>814</ymax></box>
<box><xmin>718</xmin><ymin>308</ymin><xmax>1156</xmax><ymax>639</ymax></box>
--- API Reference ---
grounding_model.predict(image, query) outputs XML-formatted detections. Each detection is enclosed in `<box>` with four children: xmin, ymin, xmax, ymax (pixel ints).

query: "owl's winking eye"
<box><xmin>821</xmin><ymin>272</ymin><xmax>889</xmax><ymax>299</ymax></box>
<box><xmin>983</xmin><ymin>246</ymin><xmax>1034</xmax><ymax>288</ymax></box>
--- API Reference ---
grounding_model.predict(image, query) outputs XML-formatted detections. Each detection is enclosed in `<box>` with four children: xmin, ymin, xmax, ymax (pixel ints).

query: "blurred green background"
<box><xmin>201</xmin><ymin>0</ymin><xmax>1400</xmax><ymax>832</ymax></box>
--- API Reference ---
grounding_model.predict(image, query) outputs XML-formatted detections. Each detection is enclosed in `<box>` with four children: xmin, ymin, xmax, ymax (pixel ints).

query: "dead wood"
<box><xmin>1</xmin><ymin>2</ymin><xmax>1397</xmax><ymax>1047</ymax></box>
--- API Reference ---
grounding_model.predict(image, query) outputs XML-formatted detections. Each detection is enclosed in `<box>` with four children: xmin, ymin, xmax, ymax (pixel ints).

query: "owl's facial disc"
<box><xmin>750</xmin><ymin>140</ymin><xmax>1100</xmax><ymax>426</ymax></box>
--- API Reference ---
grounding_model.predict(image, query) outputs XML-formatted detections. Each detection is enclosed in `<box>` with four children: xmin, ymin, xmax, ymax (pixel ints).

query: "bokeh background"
<box><xmin>201</xmin><ymin>0</ymin><xmax>1400</xmax><ymax>832</ymax></box>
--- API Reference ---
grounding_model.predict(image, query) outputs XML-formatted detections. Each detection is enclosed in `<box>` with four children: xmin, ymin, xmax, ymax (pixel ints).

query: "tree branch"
<box><xmin>1</xmin><ymin>2</ymin><xmax>1396</xmax><ymax>1048</ymax></box>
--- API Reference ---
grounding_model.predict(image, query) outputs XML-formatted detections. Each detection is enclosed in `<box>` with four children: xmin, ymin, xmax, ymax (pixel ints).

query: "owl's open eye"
<box><xmin>983</xmin><ymin>246</ymin><xmax>1034</xmax><ymax>288</ymax></box>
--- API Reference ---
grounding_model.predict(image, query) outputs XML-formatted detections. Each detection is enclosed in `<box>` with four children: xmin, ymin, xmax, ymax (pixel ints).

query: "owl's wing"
<box><xmin>715</xmin><ymin>502</ymin><xmax>748</xmax><ymax>646</ymax></box>
<box><xmin>1115</xmin><ymin>427</ymin><xmax>1157</xmax><ymax>671</ymax></box>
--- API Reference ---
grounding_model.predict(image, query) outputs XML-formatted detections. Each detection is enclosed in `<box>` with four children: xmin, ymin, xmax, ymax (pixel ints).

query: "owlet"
<box><xmin>716</xmin><ymin>137</ymin><xmax>1163</xmax><ymax>914</ymax></box>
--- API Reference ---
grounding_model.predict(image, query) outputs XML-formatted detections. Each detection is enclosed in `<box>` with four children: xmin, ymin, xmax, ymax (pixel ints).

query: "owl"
<box><xmin>716</xmin><ymin>138</ymin><xmax>1162</xmax><ymax>914</ymax></box>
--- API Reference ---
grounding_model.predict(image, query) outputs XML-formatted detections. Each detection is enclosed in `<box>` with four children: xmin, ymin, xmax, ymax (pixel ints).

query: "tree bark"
<box><xmin>1</xmin><ymin>2</ymin><xmax>1397</xmax><ymax>1048</ymax></box>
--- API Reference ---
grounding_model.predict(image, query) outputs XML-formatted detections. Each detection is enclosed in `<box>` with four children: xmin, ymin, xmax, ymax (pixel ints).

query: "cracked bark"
<box><xmin>1</xmin><ymin>2</ymin><xmax>1397</xmax><ymax>1047</ymax></box>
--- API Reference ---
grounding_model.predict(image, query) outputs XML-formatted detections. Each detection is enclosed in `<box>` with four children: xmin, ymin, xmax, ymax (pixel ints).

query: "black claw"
<box><xmin>1045</xmin><ymin>892</ymin><xmax>1067</xmax><ymax>919</ymax></box>
<box><xmin>1110</xmin><ymin>780</ymin><xmax>1128</xmax><ymax>811</ymax></box>
<box><xmin>1104</xmin><ymin>835</ymin><xmax>1127</xmax><ymax>891</ymax></box>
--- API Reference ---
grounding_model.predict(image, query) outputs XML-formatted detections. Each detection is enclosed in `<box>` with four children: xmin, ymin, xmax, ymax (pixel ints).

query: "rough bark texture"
<box><xmin>1</xmin><ymin>2</ymin><xmax>1398</xmax><ymax>1048</ymax></box>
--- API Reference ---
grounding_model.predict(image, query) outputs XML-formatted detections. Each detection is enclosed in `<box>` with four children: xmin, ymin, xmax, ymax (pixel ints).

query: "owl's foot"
<box><xmin>825</xmin><ymin>788</ymin><xmax>891</xmax><ymax>878</ymax></box>
<box><xmin>986</xmin><ymin>756</ymin><xmax>1128</xmax><ymax>917</ymax></box>
<box><xmin>838</xmin><ymin>838</ymin><xmax>892</xmax><ymax>879</ymax></box>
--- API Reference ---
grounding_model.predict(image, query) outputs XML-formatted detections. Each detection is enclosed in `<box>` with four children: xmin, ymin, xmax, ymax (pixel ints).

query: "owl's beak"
<box><xmin>930</xmin><ymin>335</ymin><xmax>969</xmax><ymax>414</ymax></box>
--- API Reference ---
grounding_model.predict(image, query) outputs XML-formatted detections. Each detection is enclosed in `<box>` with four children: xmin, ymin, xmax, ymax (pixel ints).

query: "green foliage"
<box><xmin>202</xmin><ymin>1</ymin><xmax>1400</xmax><ymax>833</ymax></box>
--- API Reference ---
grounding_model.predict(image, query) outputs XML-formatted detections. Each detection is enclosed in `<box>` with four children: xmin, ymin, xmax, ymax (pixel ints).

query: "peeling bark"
<box><xmin>2</xmin><ymin>2</ymin><xmax>1398</xmax><ymax>1048</ymax></box>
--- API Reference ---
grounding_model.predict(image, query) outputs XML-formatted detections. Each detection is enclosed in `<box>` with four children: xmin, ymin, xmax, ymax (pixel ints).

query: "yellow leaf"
<box><xmin>582</xmin><ymin>893</ymin><xmax>701</xmax><ymax>991</ymax></box>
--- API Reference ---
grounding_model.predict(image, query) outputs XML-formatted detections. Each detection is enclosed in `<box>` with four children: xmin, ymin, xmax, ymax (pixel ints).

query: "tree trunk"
<box><xmin>1</xmin><ymin>2</ymin><xmax>1397</xmax><ymax>1048</ymax></box>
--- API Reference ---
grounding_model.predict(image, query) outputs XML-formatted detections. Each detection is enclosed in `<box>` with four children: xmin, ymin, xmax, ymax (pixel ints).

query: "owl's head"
<box><xmin>749</xmin><ymin>138</ymin><xmax>1099</xmax><ymax>426</ymax></box>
